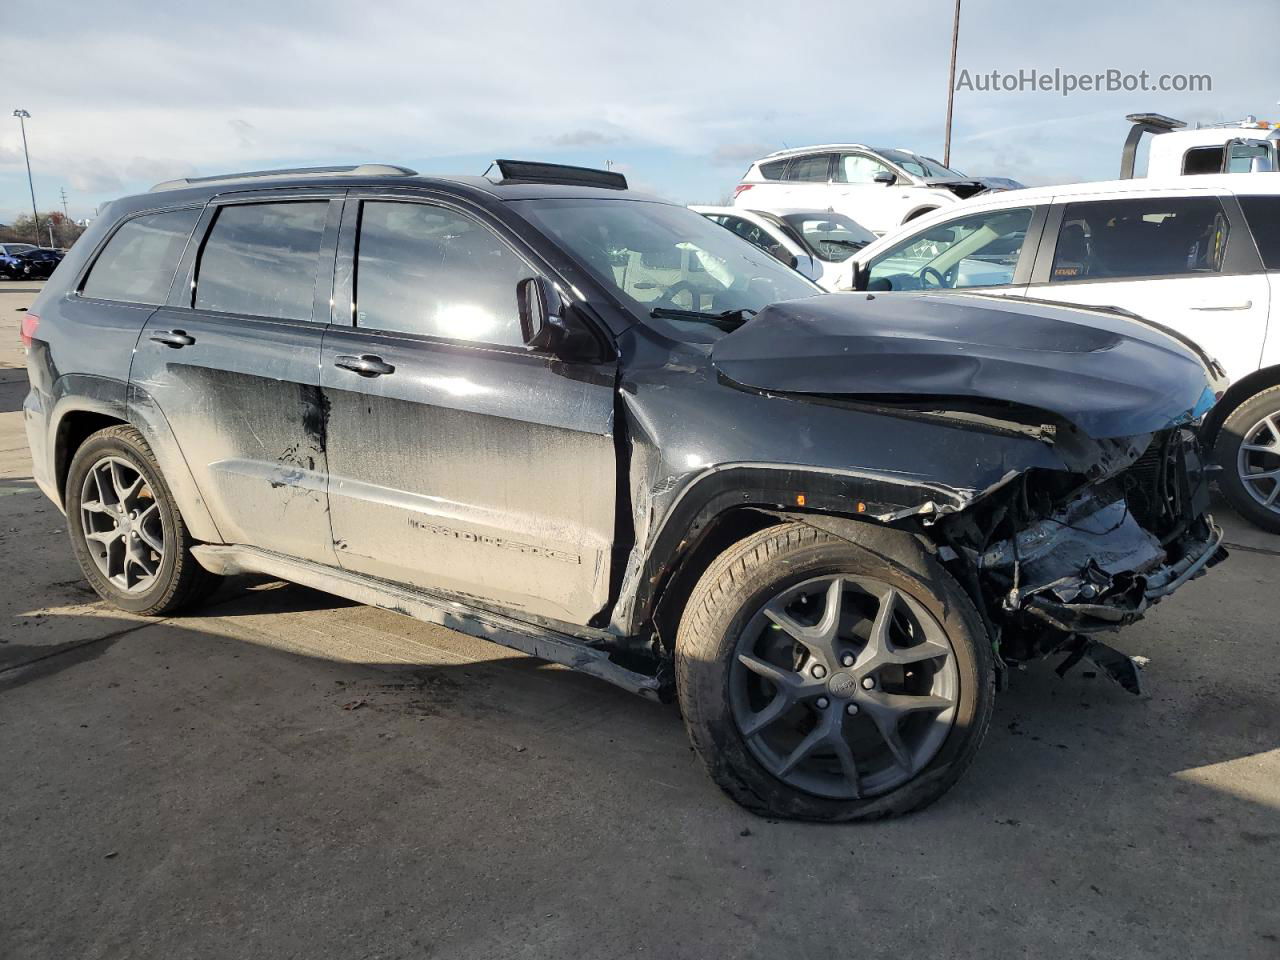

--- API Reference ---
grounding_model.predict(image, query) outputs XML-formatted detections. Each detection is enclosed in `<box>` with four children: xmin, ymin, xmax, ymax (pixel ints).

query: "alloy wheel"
<box><xmin>79</xmin><ymin>455</ymin><xmax>166</xmax><ymax>594</ymax></box>
<box><xmin>1236</xmin><ymin>412</ymin><xmax>1280</xmax><ymax>513</ymax></box>
<box><xmin>730</xmin><ymin>575</ymin><xmax>959</xmax><ymax>800</ymax></box>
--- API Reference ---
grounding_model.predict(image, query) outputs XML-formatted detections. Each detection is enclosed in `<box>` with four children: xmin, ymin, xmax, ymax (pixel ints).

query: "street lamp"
<box><xmin>942</xmin><ymin>1</ymin><xmax>961</xmax><ymax>168</ymax></box>
<box><xmin>12</xmin><ymin>109</ymin><xmax>40</xmax><ymax>246</ymax></box>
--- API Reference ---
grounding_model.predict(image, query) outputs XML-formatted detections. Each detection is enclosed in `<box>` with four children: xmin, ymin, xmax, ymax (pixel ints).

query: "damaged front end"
<box><xmin>936</xmin><ymin>426</ymin><xmax>1227</xmax><ymax>687</ymax></box>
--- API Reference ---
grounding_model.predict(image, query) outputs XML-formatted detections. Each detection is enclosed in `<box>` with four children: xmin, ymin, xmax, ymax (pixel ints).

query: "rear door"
<box><xmin>1026</xmin><ymin>191</ymin><xmax>1270</xmax><ymax>381</ymax></box>
<box><xmin>319</xmin><ymin>193</ymin><xmax>618</xmax><ymax>626</ymax></box>
<box><xmin>130</xmin><ymin>192</ymin><xmax>342</xmax><ymax>564</ymax></box>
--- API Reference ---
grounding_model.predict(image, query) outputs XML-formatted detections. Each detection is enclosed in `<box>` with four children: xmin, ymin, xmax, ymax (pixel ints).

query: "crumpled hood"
<box><xmin>711</xmin><ymin>293</ymin><xmax>1217</xmax><ymax>439</ymax></box>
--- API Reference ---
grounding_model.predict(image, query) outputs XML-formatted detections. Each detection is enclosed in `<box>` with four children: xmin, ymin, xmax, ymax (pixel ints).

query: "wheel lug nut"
<box><xmin>816</xmin><ymin>697</ymin><xmax>829</xmax><ymax>709</ymax></box>
<box><xmin>846</xmin><ymin>703</ymin><xmax>859</xmax><ymax>716</ymax></box>
<box><xmin>811</xmin><ymin>664</ymin><xmax>826</xmax><ymax>679</ymax></box>
<box><xmin>841</xmin><ymin>653</ymin><xmax>855</xmax><ymax>667</ymax></box>
<box><xmin>861</xmin><ymin>676</ymin><xmax>876</xmax><ymax>690</ymax></box>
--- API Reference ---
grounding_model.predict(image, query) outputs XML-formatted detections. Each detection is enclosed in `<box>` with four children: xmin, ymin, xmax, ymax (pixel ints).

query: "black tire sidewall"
<box><xmin>65</xmin><ymin>429</ymin><xmax>187</xmax><ymax>615</ymax></box>
<box><xmin>677</xmin><ymin>524</ymin><xmax>994</xmax><ymax>821</ymax></box>
<box><xmin>1213</xmin><ymin>387</ymin><xmax>1280</xmax><ymax>534</ymax></box>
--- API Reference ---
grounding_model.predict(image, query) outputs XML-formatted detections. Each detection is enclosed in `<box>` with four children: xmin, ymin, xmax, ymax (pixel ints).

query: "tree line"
<box><xmin>0</xmin><ymin>212</ymin><xmax>87</xmax><ymax>249</ymax></box>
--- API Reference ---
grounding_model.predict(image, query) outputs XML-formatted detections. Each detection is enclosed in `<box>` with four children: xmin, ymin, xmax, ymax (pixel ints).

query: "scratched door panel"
<box><xmin>132</xmin><ymin>309</ymin><xmax>336</xmax><ymax>564</ymax></box>
<box><xmin>321</xmin><ymin>329</ymin><xmax>617</xmax><ymax>626</ymax></box>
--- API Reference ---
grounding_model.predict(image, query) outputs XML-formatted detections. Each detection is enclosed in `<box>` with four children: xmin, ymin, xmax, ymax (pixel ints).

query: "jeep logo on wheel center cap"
<box><xmin>828</xmin><ymin>673</ymin><xmax>859</xmax><ymax>699</ymax></box>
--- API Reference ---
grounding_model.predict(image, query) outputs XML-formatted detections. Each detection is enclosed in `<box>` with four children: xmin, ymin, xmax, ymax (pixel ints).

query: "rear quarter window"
<box><xmin>80</xmin><ymin>209</ymin><xmax>201</xmax><ymax>305</ymax></box>
<box><xmin>1239</xmin><ymin>196</ymin><xmax>1280</xmax><ymax>269</ymax></box>
<box><xmin>758</xmin><ymin>160</ymin><xmax>787</xmax><ymax>180</ymax></box>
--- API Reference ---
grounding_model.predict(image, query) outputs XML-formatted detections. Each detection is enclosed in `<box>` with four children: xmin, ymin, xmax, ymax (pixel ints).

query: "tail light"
<box><xmin>733</xmin><ymin>184</ymin><xmax>754</xmax><ymax>199</ymax></box>
<box><xmin>20</xmin><ymin>312</ymin><xmax>39</xmax><ymax>348</ymax></box>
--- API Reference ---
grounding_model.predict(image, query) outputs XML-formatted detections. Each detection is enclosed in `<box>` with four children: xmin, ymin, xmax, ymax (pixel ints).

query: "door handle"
<box><xmin>334</xmin><ymin>354</ymin><xmax>395</xmax><ymax>377</ymax></box>
<box><xmin>1190</xmin><ymin>300</ymin><xmax>1253</xmax><ymax>312</ymax></box>
<box><xmin>149</xmin><ymin>329</ymin><xmax>196</xmax><ymax>348</ymax></box>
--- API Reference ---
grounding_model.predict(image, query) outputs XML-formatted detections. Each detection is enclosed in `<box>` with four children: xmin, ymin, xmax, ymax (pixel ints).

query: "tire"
<box><xmin>1212</xmin><ymin>385</ymin><xmax>1280</xmax><ymax>534</ymax></box>
<box><xmin>676</xmin><ymin>521</ymin><xmax>995</xmax><ymax>821</ymax></box>
<box><xmin>65</xmin><ymin>424</ymin><xmax>221</xmax><ymax>616</ymax></box>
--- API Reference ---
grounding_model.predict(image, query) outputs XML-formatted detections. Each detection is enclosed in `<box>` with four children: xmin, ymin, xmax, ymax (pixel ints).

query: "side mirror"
<box><xmin>517</xmin><ymin>276</ymin><xmax>602</xmax><ymax>361</ymax></box>
<box><xmin>873</xmin><ymin>170</ymin><xmax>896</xmax><ymax>186</ymax></box>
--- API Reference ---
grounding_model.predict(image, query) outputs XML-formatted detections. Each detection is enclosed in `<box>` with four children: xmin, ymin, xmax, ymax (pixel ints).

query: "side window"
<box><xmin>1049</xmin><ymin>197</ymin><xmax>1229</xmax><ymax>283</ymax></box>
<box><xmin>354</xmin><ymin>201</ymin><xmax>533</xmax><ymax>346</ymax></box>
<box><xmin>758</xmin><ymin>159</ymin><xmax>787</xmax><ymax>180</ymax></box>
<box><xmin>785</xmin><ymin>155</ymin><xmax>833</xmax><ymax>182</ymax></box>
<box><xmin>194</xmin><ymin>202</ymin><xmax>328</xmax><ymax>320</ymax></box>
<box><xmin>722</xmin><ymin>216</ymin><xmax>778</xmax><ymax>252</ymax></box>
<box><xmin>838</xmin><ymin>154</ymin><xmax>893</xmax><ymax>184</ymax></box>
<box><xmin>81</xmin><ymin>209</ymin><xmax>201</xmax><ymax>305</ymax></box>
<box><xmin>1239</xmin><ymin>196</ymin><xmax>1280</xmax><ymax>269</ymax></box>
<box><xmin>1182</xmin><ymin>146</ymin><xmax>1225</xmax><ymax>175</ymax></box>
<box><xmin>867</xmin><ymin>207</ymin><xmax>1033</xmax><ymax>291</ymax></box>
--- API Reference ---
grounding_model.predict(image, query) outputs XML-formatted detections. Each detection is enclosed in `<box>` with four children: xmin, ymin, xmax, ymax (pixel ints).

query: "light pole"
<box><xmin>943</xmin><ymin>0</ymin><xmax>961</xmax><ymax>168</ymax></box>
<box><xmin>12</xmin><ymin>109</ymin><xmax>40</xmax><ymax>245</ymax></box>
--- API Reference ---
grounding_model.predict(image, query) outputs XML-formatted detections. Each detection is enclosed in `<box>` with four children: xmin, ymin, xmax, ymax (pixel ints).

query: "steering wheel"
<box><xmin>920</xmin><ymin>264</ymin><xmax>959</xmax><ymax>290</ymax></box>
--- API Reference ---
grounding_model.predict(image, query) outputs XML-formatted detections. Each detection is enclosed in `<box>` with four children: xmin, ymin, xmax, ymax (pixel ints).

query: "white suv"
<box><xmin>732</xmin><ymin>145</ymin><xmax>1006</xmax><ymax>236</ymax></box>
<box><xmin>835</xmin><ymin>176</ymin><xmax>1280</xmax><ymax>531</ymax></box>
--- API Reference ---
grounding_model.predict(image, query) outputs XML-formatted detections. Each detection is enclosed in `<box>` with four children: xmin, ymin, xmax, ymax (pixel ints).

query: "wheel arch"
<box><xmin>1199</xmin><ymin>364</ymin><xmax>1280</xmax><ymax>450</ymax></box>
<box><xmin>637</xmin><ymin>465</ymin><xmax>955</xmax><ymax>646</ymax></box>
<box><xmin>902</xmin><ymin>205</ymin><xmax>940</xmax><ymax>224</ymax></box>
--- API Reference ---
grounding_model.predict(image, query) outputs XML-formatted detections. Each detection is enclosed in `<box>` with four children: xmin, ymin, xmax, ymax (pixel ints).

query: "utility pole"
<box><xmin>12</xmin><ymin>109</ymin><xmax>40</xmax><ymax>245</ymax></box>
<box><xmin>943</xmin><ymin>0</ymin><xmax>961</xmax><ymax>168</ymax></box>
<box><xmin>60</xmin><ymin>187</ymin><xmax>69</xmax><ymax>219</ymax></box>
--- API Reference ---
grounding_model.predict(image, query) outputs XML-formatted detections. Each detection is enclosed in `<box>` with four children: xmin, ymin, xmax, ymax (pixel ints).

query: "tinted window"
<box><xmin>1182</xmin><ymin>146</ymin><xmax>1225</xmax><ymax>175</ymax></box>
<box><xmin>837</xmin><ymin>154</ymin><xmax>893</xmax><ymax>184</ymax></box>
<box><xmin>1050</xmin><ymin>197</ymin><xmax>1229</xmax><ymax>282</ymax></box>
<box><xmin>758</xmin><ymin>159</ymin><xmax>787</xmax><ymax>180</ymax></box>
<box><xmin>720</xmin><ymin>216</ymin><xmax>782</xmax><ymax>253</ymax></box>
<box><xmin>195</xmin><ymin>202</ymin><xmax>328</xmax><ymax>320</ymax></box>
<box><xmin>355</xmin><ymin>201</ymin><xmax>532</xmax><ymax>346</ymax></box>
<box><xmin>786</xmin><ymin>155</ymin><xmax>833</xmax><ymax>182</ymax></box>
<box><xmin>1239</xmin><ymin>195</ymin><xmax>1280</xmax><ymax>269</ymax></box>
<box><xmin>81</xmin><ymin>209</ymin><xmax>199</xmax><ymax>305</ymax></box>
<box><xmin>867</xmin><ymin>207</ymin><xmax>1032</xmax><ymax>290</ymax></box>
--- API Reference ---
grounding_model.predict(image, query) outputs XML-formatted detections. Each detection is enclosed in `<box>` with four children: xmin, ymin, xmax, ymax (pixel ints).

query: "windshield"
<box><xmin>876</xmin><ymin>149</ymin><xmax>964</xmax><ymax>179</ymax></box>
<box><xmin>4</xmin><ymin>243</ymin><xmax>37</xmax><ymax>254</ymax></box>
<box><xmin>778</xmin><ymin>212</ymin><xmax>876</xmax><ymax>262</ymax></box>
<box><xmin>515</xmin><ymin>199</ymin><xmax>821</xmax><ymax>336</ymax></box>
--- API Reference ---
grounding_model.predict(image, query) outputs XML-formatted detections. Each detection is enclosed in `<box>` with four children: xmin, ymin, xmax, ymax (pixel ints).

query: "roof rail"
<box><xmin>488</xmin><ymin>159</ymin><xmax>627</xmax><ymax>190</ymax></box>
<box><xmin>760</xmin><ymin>143</ymin><xmax>869</xmax><ymax>159</ymax></box>
<box><xmin>149</xmin><ymin>163</ymin><xmax>418</xmax><ymax>192</ymax></box>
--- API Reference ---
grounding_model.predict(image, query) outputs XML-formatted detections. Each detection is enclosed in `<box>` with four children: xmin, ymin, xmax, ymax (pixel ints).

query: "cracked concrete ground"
<box><xmin>1</xmin><ymin>282</ymin><xmax>1278</xmax><ymax>960</ymax></box>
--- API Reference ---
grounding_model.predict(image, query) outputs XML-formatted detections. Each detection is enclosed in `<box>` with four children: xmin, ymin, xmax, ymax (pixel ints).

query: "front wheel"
<box><xmin>676</xmin><ymin>522</ymin><xmax>994</xmax><ymax>821</ymax></box>
<box><xmin>65</xmin><ymin>425</ymin><xmax>220</xmax><ymax>616</ymax></box>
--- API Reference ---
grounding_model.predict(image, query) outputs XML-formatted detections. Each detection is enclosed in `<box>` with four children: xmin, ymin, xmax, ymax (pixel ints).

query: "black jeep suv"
<box><xmin>23</xmin><ymin>160</ymin><xmax>1226</xmax><ymax>820</ymax></box>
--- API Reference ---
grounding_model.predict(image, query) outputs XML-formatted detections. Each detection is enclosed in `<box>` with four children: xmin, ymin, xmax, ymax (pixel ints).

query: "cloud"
<box><xmin>548</xmin><ymin>127</ymin><xmax>626</xmax><ymax>147</ymax></box>
<box><xmin>708</xmin><ymin>141</ymin><xmax>777</xmax><ymax>168</ymax></box>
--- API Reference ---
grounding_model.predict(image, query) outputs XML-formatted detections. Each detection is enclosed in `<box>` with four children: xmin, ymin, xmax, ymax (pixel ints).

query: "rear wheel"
<box><xmin>676</xmin><ymin>522</ymin><xmax>994</xmax><ymax>821</ymax></box>
<box><xmin>66</xmin><ymin>425</ymin><xmax>220</xmax><ymax>615</ymax></box>
<box><xmin>1213</xmin><ymin>386</ymin><xmax>1280</xmax><ymax>534</ymax></box>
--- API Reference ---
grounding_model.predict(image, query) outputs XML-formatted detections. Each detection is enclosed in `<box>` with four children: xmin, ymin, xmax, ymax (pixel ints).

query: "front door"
<box><xmin>130</xmin><ymin>194</ymin><xmax>342</xmax><ymax>565</ymax></box>
<box><xmin>320</xmin><ymin>195</ymin><xmax>618</xmax><ymax>626</ymax></box>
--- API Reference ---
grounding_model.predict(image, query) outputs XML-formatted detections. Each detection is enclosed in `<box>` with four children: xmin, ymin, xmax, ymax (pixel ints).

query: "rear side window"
<box><xmin>1050</xmin><ymin>196</ymin><xmax>1230</xmax><ymax>282</ymax></box>
<box><xmin>1239</xmin><ymin>196</ymin><xmax>1280</xmax><ymax>269</ymax></box>
<box><xmin>81</xmin><ymin>209</ymin><xmax>200</xmax><ymax>305</ymax></box>
<box><xmin>785</xmin><ymin>155</ymin><xmax>833</xmax><ymax>182</ymax></box>
<box><xmin>194</xmin><ymin>202</ymin><xmax>328</xmax><ymax>320</ymax></box>
<box><xmin>758</xmin><ymin>159</ymin><xmax>787</xmax><ymax>180</ymax></box>
<box><xmin>354</xmin><ymin>201</ymin><xmax>533</xmax><ymax>346</ymax></box>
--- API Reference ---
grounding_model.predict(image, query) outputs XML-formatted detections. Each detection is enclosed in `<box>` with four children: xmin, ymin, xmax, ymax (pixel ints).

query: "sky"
<box><xmin>1</xmin><ymin>0</ymin><xmax>1276</xmax><ymax>223</ymax></box>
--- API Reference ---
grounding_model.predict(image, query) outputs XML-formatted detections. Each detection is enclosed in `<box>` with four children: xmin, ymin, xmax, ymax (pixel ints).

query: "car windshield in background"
<box><xmin>779</xmin><ymin>212</ymin><xmax>876</xmax><ymax>262</ymax></box>
<box><xmin>4</xmin><ymin>243</ymin><xmax>37</xmax><ymax>254</ymax></box>
<box><xmin>515</xmin><ymin>199</ymin><xmax>820</xmax><ymax>336</ymax></box>
<box><xmin>876</xmin><ymin>149</ymin><xmax>965</xmax><ymax>179</ymax></box>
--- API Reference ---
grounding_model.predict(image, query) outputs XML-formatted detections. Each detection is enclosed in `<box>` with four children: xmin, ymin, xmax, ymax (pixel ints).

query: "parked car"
<box><xmin>834</xmin><ymin>175</ymin><xmax>1280</xmax><ymax>532</ymax></box>
<box><xmin>24</xmin><ymin>160</ymin><xmax>1225</xmax><ymax>821</ymax></box>
<box><xmin>1122</xmin><ymin>112</ymin><xmax>1279</xmax><ymax>179</ymax></box>
<box><xmin>0</xmin><ymin>242</ymin><xmax>60</xmax><ymax>279</ymax></box>
<box><xmin>691</xmin><ymin>206</ymin><xmax>875</xmax><ymax>290</ymax></box>
<box><xmin>732</xmin><ymin>145</ymin><xmax>1012</xmax><ymax>235</ymax></box>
